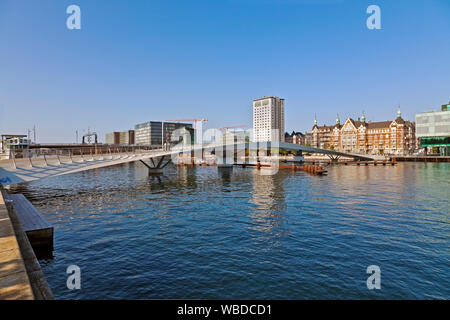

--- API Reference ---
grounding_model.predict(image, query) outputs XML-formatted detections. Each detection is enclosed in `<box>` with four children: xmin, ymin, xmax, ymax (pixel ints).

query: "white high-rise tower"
<box><xmin>252</xmin><ymin>96</ymin><xmax>285</xmax><ymax>142</ymax></box>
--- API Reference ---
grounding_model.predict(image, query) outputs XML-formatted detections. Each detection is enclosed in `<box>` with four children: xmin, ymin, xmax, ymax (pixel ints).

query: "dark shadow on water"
<box><xmin>32</xmin><ymin>244</ymin><xmax>54</xmax><ymax>260</ymax></box>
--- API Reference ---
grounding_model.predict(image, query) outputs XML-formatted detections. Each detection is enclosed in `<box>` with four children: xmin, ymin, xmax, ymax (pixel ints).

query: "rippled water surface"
<box><xmin>8</xmin><ymin>162</ymin><xmax>450</xmax><ymax>299</ymax></box>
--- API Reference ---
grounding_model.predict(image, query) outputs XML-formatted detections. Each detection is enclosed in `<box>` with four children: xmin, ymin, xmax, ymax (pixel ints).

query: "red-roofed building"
<box><xmin>312</xmin><ymin>107</ymin><xmax>416</xmax><ymax>155</ymax></box>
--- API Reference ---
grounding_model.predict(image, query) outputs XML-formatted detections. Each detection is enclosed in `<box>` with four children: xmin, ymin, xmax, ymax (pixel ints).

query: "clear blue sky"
<box><xmin>0</xmin><ymin>0</ymin><xmax>449</xmax><ymax>143</ymax></box>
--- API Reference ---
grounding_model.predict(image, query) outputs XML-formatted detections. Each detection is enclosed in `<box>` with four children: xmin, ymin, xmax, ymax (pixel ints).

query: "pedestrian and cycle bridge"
<box><xmin>0</xmin><ymin>142</ymin><xmax>382</xmax><ymax>187</ymax></box>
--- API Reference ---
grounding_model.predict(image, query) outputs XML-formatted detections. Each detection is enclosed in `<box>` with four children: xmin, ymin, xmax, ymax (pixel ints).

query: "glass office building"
<box><xmin>416</xmin><ymin>102</ymin><xmax>450</xmax><ymax>155</ymax></box>
<box><xmin>134</xmin><ymin>121</ymin><xmax>193</xmax><ymax>146</ymax></box>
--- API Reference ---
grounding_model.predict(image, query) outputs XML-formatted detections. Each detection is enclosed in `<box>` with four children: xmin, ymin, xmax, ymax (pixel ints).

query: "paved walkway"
<box><xmin>0</xmin><ymin>187</ymin><xmax>34</xmax><ymax>299</ymax></box>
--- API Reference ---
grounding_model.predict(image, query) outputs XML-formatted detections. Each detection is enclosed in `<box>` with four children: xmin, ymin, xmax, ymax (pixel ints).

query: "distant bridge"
<box><xmin>0</xmin><ymin>142</ymin><xmax>380</xmax><ymax>186</ymax></box>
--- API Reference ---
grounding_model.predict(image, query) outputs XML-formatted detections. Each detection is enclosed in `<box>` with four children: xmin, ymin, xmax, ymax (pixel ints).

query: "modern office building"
<box><xmin>1</xmin><ymin>134</ymin><xmax>29</xmax><ymax>153</ymax></box>
<box><xmin>416</xmin><ymin>102</ymin><xmax>450</xmax><ymax>155</ymax></box>
<box><xmin>253</xmin><ymin>96</ymin><xmax>285</xmax><ymax>142</ymax></box>
<box><xmin>105</xmin><ymin>130</ymin><xmax>135</xmax><ymax>145</ymax></box>
<box><xmin>134</xmin><ymin>121</ymin><xmax>194</xmax><ymax>147</ymax></box>
<box><xmin>221</xmin><ymin>130</ymin><xmax>250</xmax><ymax>145</ymax></box>
<box><xmin>105</xmin><ymin>132</ymin><xmax>120</xmax><ymax>145</ymax></box>
<box><xmin>0</xmin><ymin>134</ymin><xmax>31</xmax><ymax>159</ymax></box>
<box><xmin>119</xmin><ymin>130</ymin><xmax>135</xmax><ymax>145</ymax></box>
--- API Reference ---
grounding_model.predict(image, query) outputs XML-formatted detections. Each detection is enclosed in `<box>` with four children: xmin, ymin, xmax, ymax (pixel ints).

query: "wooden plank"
<box><xmin>8</xmin><ymin>194</ymin><xmax>52</xmax><ymax>232</ymax></box>
<box><xmin>8</xmin><ymin>204</ymin><xmax>54</xmax><ymax>299</ymax></box>
<box><xmin>7</xmin><ymin>194</ymin><xmax>53</xmax><ymax>249</ymax></box>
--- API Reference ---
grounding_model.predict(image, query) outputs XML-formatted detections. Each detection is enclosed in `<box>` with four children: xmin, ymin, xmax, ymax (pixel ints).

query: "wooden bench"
<box><xmin>7</xmin><ymin>194</ymin><xmax>53</xmax><ymax>249</ymax></box>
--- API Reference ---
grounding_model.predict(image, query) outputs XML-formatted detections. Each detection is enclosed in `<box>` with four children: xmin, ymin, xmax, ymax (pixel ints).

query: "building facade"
<box><xmin>416</xmin><ymin>102</ymin><xmax>450</xmax><ymax>155</ymax></box>
<box><xmin>312</xmin><ymin>108</ymin><xmax>416</xmax><ymax>155</ymax></box>
<box><xmin>105</xmin><ymin>132</ymin><xmax>120</xmax><ymax>145</ymax></box>
<box><xmin>311</xmin><ymin>117</ymin><xmax>334</xmax><ymax>149</ymax></box>
<box><xmin>285</xmin><ymin>131</ymin><xmax>306</xmax><ymax>145</ymax></box>
<box><xmin>105</xmin><ymin>130</ymin><xmax>135</xmax><ymax>145</ymax></box>
<box><xmin>304</xmin><ymin>131</ymin><xmax>313</xmax><ymax>146</ymax></box>
<box><xmin>134</xmin><ymin>121</ymin><xmax>193</xmax><ymax>146</ymax></box>
<box><xmin>119</xmin><ymin>130</ymin><xmax>135</xmax><ymax>145</ymax></box>
<box><xmin>253</xmin><ymin>96</ymin><xmax>285</xmax><ymax>142</ymax></box>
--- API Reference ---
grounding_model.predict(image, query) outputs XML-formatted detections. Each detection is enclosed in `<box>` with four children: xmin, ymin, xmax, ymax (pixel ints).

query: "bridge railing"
<box><xmin>0</xmin><ymin>146</ymin><xmax>165</xmax><ymax>166</ymax></box>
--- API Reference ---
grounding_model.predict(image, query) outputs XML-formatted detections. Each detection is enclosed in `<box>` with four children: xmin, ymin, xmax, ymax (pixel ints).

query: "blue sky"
<box><xmin>0</xmin><ymin>0</ymin><xmax>449</xmax><ymax>142</ymax></box>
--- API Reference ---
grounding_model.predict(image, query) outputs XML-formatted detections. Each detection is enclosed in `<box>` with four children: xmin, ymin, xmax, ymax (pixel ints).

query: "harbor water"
<box><xmin>8</xmin><ymin>162</ymin><xmax>450</xmax><ymax>299</ymax></box>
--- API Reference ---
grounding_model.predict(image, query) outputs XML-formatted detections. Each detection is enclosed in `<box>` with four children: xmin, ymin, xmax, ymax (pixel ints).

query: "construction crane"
<box><xmin>165</xmin><ymin>118</ymin><xmax>208</xmax><ymax>129</ymax></box>
<box><xmin>215</xmin><ymin>125</ymin><xmax>247</xmax><ymax>144</ymax></box>
<box><xmin>219</xmin><ymin>125</ymin><xmax>246</xmax><ymax>132</ymax></box>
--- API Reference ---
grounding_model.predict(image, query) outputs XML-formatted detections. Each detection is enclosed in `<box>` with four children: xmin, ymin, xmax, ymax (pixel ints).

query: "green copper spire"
<box><xmin>361</xmin><ymin>111</ymin><xmax>366</xmax><ymax>123</ymax></box>
<box><xmin>397</xmin><ymin>105</ymin><xmax>401</xmax><ymax>118</ymax></box>
<box><xmin>336</xmin><ymin>114</ymin><xmax>340</xmax><ymax>125</ymax></box>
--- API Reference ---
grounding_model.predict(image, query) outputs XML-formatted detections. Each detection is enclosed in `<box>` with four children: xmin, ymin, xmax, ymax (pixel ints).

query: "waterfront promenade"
<box><xmin>0</xmin><ymin>185</ymin><xmax>34</xmax><ymax>299</ymax></box>
<box><xmin>0</xmin><ymin>184</ymin><xmax>53</xmax><ymax>299</ymax></box>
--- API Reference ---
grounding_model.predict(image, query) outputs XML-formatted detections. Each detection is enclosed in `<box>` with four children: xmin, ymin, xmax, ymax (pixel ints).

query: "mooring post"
<box><xmin>190</xmin><ymin>148</ymin><xmax>195</xmax><ymax>166</ymax></box>
<box><xmin>12</xmin><ymin>150</ymin><xmax>17</xmax><ymax>169</ymax></box>
<box><xmin>256</xmin><ymin>142</ymin><xmax>261</xmax><ymax>164</ymax></box>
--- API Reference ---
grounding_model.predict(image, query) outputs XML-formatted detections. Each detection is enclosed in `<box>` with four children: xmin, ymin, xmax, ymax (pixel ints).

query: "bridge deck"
<box><xmin>0</xmin><ymin>143</ymin><xmax>382</xmax><ymax>186</ymax></box>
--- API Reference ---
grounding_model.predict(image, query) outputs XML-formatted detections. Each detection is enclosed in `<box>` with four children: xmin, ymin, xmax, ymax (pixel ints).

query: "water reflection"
<box><xmin>218</xmin><ymin>167</ymin><xmax>232</xmax><ymax>186</ymax></box>
<box><xmin>250</xmin><ymin>170</ymin><xmax>286</xmax><ymax>214</ymax></box>
<box><xmin>6</xmin><ymin>162</ymin><xmax>450</xmax><ymax>299</ymax></box>
<box><xmin>248</xmin><ymin>171</ymin><xmax>288</xmax><ymax>245</ymax></box>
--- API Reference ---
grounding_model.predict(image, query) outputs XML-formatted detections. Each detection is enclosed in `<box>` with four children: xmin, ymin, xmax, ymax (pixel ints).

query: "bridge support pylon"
<box><xmin>328</xmin><ymin>155</ymin><xmax>340</xmax><ymax>164</ymax></box>
<box><xmin>140</xmin><ymin>155</ymin><xmax>170</xmax><ymax>175</ymax></box>
<box><xmin>147</xmin><ymin>168</ymin><xmax>164</xmax><ymax>175</ymax></box>
<box><xmin>217</xmin><ymin>164</ymin><xmax>233</xmax><ymax>168</ymax></box>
